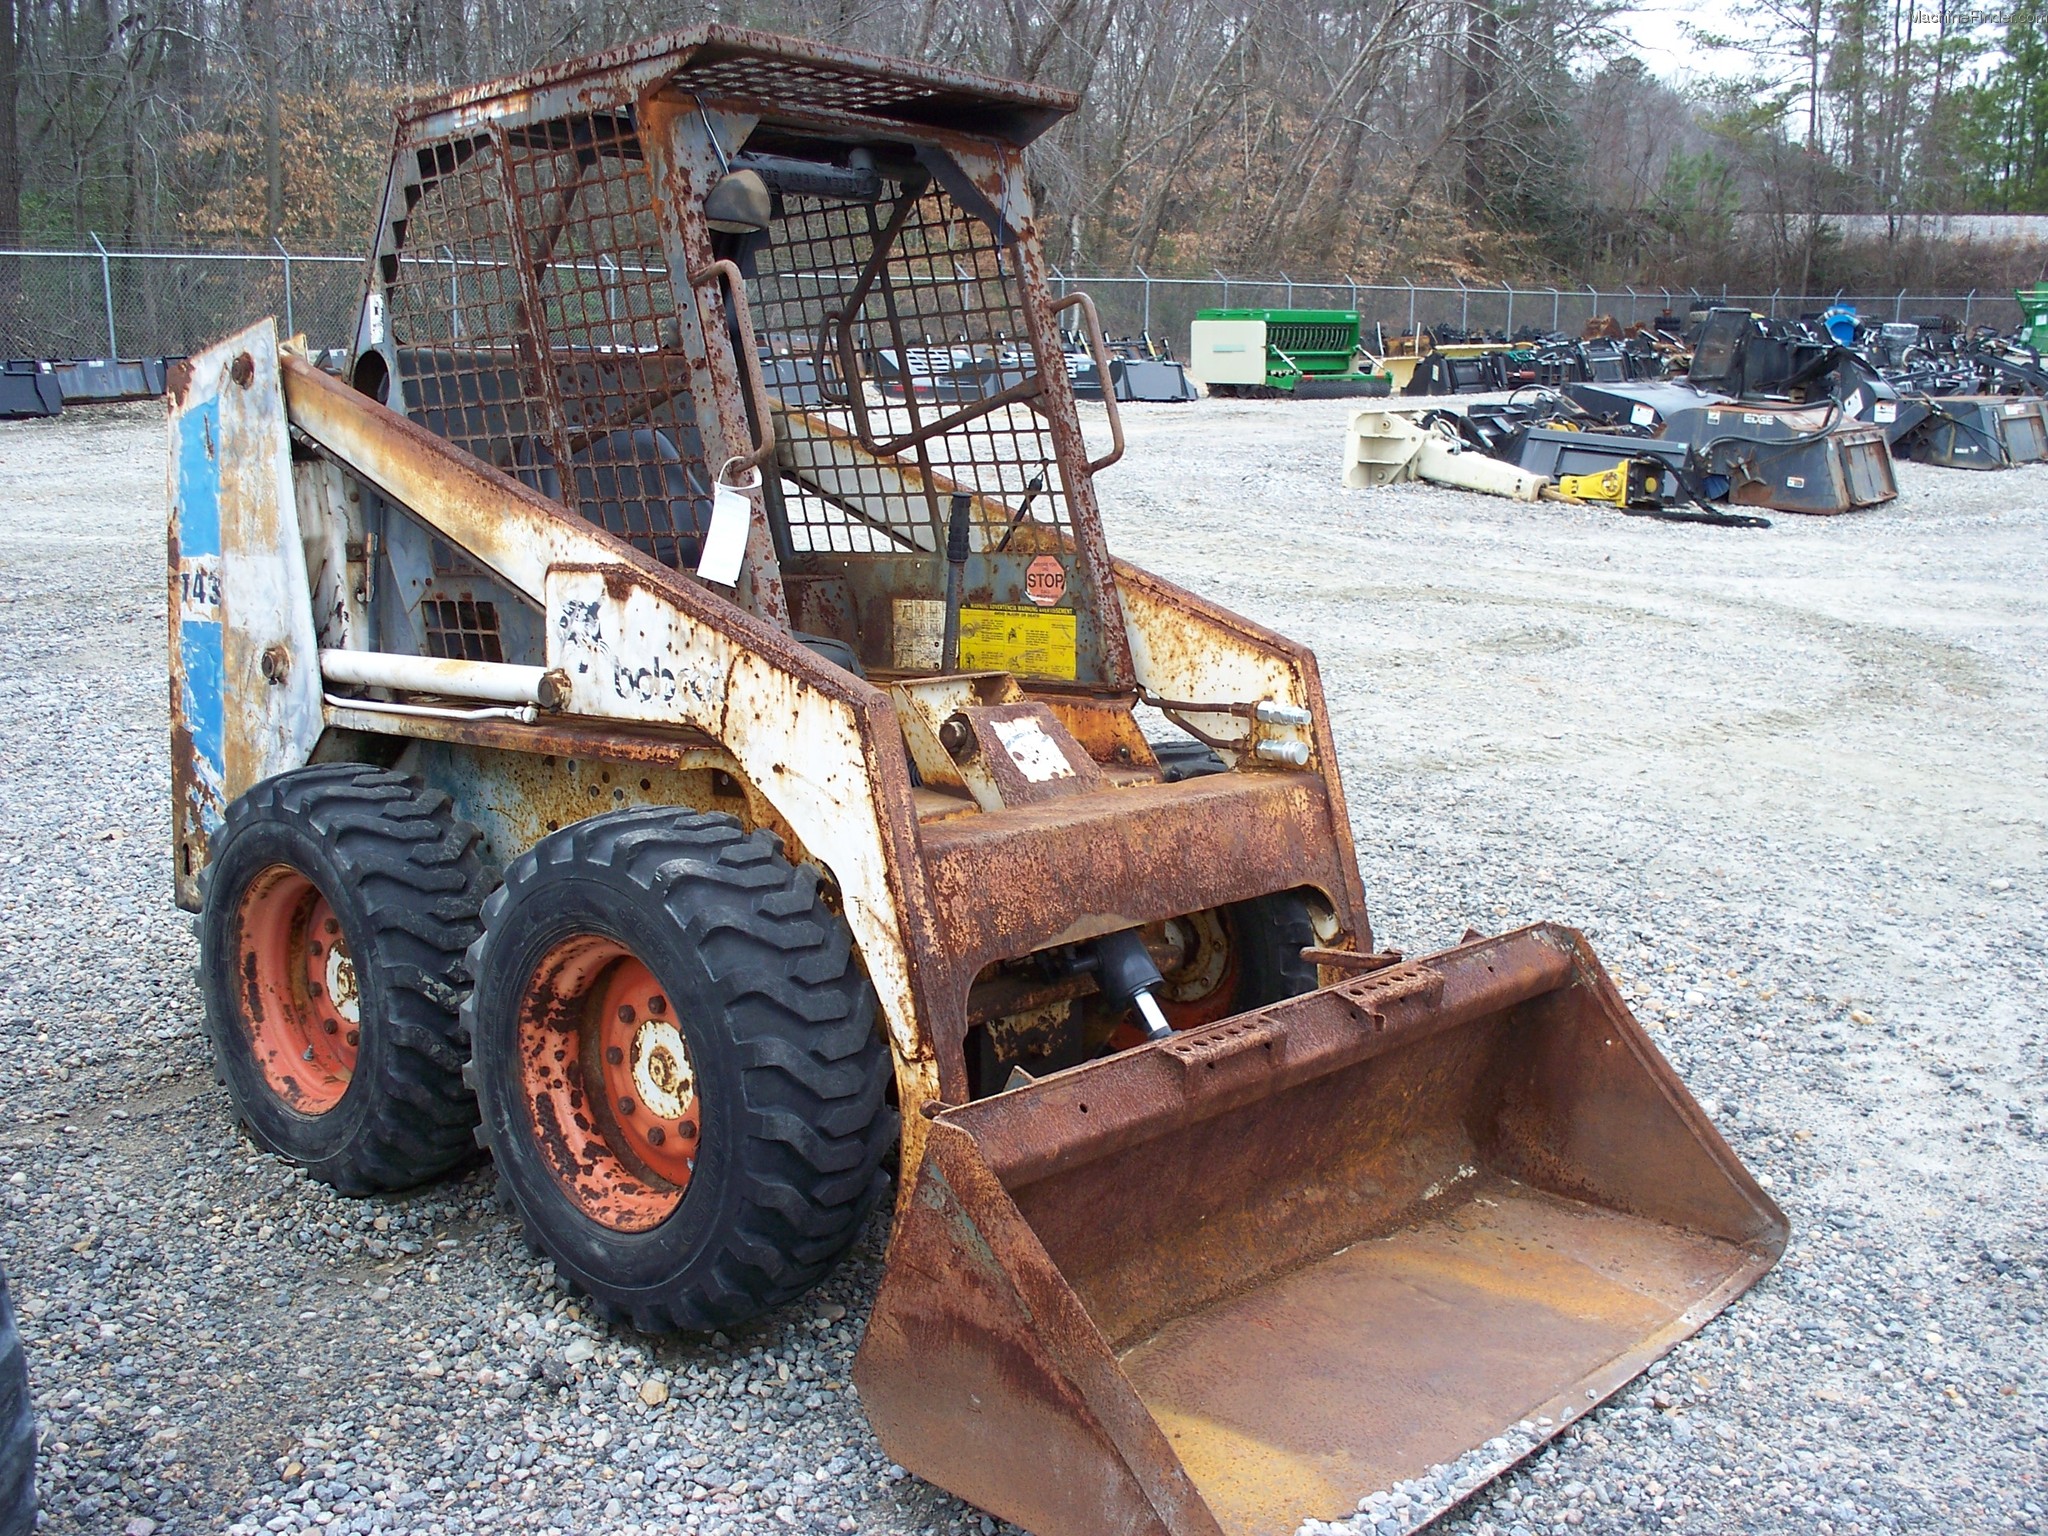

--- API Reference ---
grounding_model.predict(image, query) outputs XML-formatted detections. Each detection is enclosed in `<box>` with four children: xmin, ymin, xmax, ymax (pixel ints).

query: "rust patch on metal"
<box><xmin>858</xmin><ymin>925</ymin><xmax>1788</xmax><ymax>1536</ymax></box>
<box><xmin>233</xmin><ymin>864</ymin><xmax>359</xmax><ymax>1114</ymax></box>
<box><xmin>915</xmin><ymin>770</ymin><xmax>1354</xmax><ymax>1024</ymax></box>
<box><xmin>1040</xmin><ymin>695</ymin><xmax>1156</xmax><ymax>769</ymax></box>
<box><xmin>516</xmin><ymin>933</ymin><xmax>697</xmax><ymax>1232</ymax></box>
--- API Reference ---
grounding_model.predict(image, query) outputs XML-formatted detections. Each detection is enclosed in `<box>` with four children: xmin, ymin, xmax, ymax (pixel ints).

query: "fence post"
<box><xmin>90</xmin><ymin>233</ymin><xmax>117</xmax><ymax>357</ymax></box>
<box><xmin>1503</xmin><ymin>281</ymin><xmax>1514</xmax><ymax>336</ymax></box>
<box><xmin>1964</xmin><ymin>288</ymin><xmax>1976</xmax><ymax>327</ymax></box>
<box><xmin>1346</xmin><ymin>274</ymin><xmax>1358</xmax><ymax>316</ymax></box>
<box><xmin>272</xmin><ymin>236</ymin><xmax>295</xmax><ymax>338</ymax></box>
<box><xmin>1135</xmin><ymin>265</ymin><xmax>1152</xmax><ymax>335</ymax></box>
<box><xmin>1457</xmin><ymin>278</ymin><xmax>1469</xmax><ymax>332</ymax></box>
<box><xmin>1624</xmin><ymin>285</ymin><xmax>1638</xmax><ymax>323</ymax></box>
<box><xmin>1405</xmin><ymin>279</ymin><xmax>1416</xmax><ymax>336</ymax></box>
<box><xmin>600</xmin><ymin>254</ymin><xmax>620</xmax><ymax>330</ymax></box>
<box><xmin>1550</xmin><ymin>287</ymin><xmax>1560</xmax><ymax>330</ymax></box>
<box><xmin>1895</xmin><ymin>288</ymin><xmax>1906</xmax><ymax>320</ymax></box>
<box><xmin>1769</xmin><ymin>288</ymin><xmax>1780</xmax><ymax>318</ymax></box>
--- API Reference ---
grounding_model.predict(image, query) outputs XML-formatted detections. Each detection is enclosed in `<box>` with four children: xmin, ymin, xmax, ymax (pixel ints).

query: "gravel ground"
<box><xmin>0</xmin><ymin>395</ymin><xmax>2041</xmax><ymax>1536</ymax></box>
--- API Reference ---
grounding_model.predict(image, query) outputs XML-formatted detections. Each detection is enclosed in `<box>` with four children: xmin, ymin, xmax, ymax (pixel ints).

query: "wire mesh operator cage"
<box><xmin>346</xmin><ymin>27</ymin><xmax>1132</xmax><ymax>690</ymax></box>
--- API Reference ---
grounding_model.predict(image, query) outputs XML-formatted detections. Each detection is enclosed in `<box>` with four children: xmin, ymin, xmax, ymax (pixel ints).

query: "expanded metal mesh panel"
<box><xmin>752</xmin><ymin>184</ymin><xmax>1071</xmax><ymax>557</ymax></box>
<box><xmin>384</xmin><ymin>138</ymin><xmax>545</xmax><ymax>469</ymax></box>
<box><xmin>386</xmin><ymin>117</ymin><xmax>711</xmax><ymax>571</ymax></box>
<box><xmin>503</xmin><ymin>112</ymin><xmax>713</xmax><ymax>569</ymax></box>
<box><xmin>672</xmin><ymin>55</ymin><xmax>952</xmax><ymax>123</ymax></box>
<box><xmin>383</xmin><ymin>119</ymin><xmax>1062</xmax><ymax>570</ymax></box>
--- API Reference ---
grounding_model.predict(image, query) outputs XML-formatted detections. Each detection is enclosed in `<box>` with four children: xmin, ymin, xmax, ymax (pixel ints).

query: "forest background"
<box><xmin>8</xmin><ymin>0</ymin><xmax>2048</xmax><ymax>294</ymax></box>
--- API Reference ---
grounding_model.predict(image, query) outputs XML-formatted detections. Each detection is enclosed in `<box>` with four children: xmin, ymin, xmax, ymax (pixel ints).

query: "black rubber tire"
<box><xmin>1227</xmin><ymin>890</ymin><xmax>1321</xmax><ymax>1008</ymax></box>
<box><xmin>198</xmin><ymin>765</ymin><xmax>491</xmax><ymax>1194</ymax></box>
<box><xmin>0</xmin><ymin>1262</ymin><xmax>35</xmax><ymax>1536</ymax></box>
<box><xmin>464</xmin><ymin>808</ymin><xmax>896</xmax><ymax>1333</ymax></box>
<box><xmin>1151</xmin><ymin>738</ymin><xmax>1228</xmax><ymax>782</ymax></box>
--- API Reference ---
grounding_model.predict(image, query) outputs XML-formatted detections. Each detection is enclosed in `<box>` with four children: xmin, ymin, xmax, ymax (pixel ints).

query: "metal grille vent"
<box><xmin>1266</xmin><ymin>322</ymin><xmax>1354</xmax><ymax>355</ymax></box>
<box><xmin>421</xmin><ymin>597</ymin><xmax>506</xmax><ymax>663</ymax></box>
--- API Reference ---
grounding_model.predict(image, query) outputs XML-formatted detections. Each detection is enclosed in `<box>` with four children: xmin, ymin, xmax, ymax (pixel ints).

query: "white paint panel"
<box><xmin>195</xmin><ymin>322</ymin><xmax>327</xmax><ymax>800</ymax></box>
<box><xmin>1188</xmin><ymin>319</ymin><xmax>1269</xmax><ymax>387</ymax></box>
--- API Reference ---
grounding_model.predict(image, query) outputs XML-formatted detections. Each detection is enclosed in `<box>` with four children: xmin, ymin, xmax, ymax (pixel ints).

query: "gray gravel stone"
<box><xmin>0</xmin><ymin>397</ymin><xmax>2040</xmax><ymax>1536</ymax></box>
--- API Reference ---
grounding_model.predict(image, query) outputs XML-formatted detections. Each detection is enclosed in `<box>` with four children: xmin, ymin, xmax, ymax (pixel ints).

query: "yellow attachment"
<box><xmin>1555</xmin><ymin>457</ymin><xmax>1662</xmax><ymax>508</ymax></box>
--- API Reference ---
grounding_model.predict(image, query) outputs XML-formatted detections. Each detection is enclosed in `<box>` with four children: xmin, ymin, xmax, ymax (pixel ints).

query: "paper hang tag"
<box><xmin>697</xmin><ymin>469</ymin><xmax>757</xmax><ymax>588</ymax></box>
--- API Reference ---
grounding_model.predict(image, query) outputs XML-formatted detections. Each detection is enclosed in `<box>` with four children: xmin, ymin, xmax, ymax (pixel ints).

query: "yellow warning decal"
<box><xmin>958</xmin><ymin>604</ymin><xmax>1078</xmax><ymax>680</ymax></box>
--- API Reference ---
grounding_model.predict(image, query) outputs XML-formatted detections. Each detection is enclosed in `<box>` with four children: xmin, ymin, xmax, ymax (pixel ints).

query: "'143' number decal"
<box><xmin>178</xmin><ymin>557</ymin><xmax>223</xmax><ymax>619</ymax></box>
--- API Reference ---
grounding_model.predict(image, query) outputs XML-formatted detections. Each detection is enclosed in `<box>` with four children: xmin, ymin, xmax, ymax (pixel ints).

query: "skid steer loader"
<box><xmin>166</xmin><ymin>28</ymin><xmax>1786</xmax><ymax>1536</ymax></box>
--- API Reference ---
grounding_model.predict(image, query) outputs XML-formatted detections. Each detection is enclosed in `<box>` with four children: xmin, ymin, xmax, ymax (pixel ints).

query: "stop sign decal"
<box><xmin>1025</xmin><ymin>555</ymin><xmax>1067</xmax><ymax>607</ymax></box>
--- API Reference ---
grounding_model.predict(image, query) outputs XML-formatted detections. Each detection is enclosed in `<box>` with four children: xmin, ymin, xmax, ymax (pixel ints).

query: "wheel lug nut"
<box><xmin>308</xmin><ymin>940</ymin><xmax>323</xmax><ymax>957</ymax></box>
<box><xmin>616</xmin><ymin>1004</ymin><xmax>635</xmax><ymax>1023</ymax></box>
<box><xmin>322</xmin><ymin>1020</ymin><xmax>338</xmax><ymax>1035</ymax></box>
<box><xmin>680</xmin><ymin>1119</ymin><xmax>698</xmax><ymax>1140</ymax></box>
<box><xmin>646</xmin><ymin>1126</ymin><xmax>666</xmax><ymax>1146</ymax></box>
<box><xmin>345</xmin><ymin>1030</ymin><xmax>359</xmax><ymax>1047</ymax></box>
<box><xmin>604</xmin><ymin>1046</ymin><xmax>623</xmax><ymax>1065</ymax></box>
<box><xmin>618</xmin><ymin>1096</ymin><xmax>636</xmax><ymax>1116</ymax></box>
<box><xmin>323</xmin><ymin>918</ymin><xmax>340</xmax><ymax>936</ymax></box>
<box><xmin>648</xmin><ymin>995</ymin><xmax>667</xmax><ymax>1015</ymax></box>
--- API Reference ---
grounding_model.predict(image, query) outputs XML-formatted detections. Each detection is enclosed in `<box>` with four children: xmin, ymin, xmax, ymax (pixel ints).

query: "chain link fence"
<box><xmin>0</xmin><ymin>244</ymin><xmax>363</xmax><ymax>360</ymax></box>
<box><xmin>1047</xmin><ymin>272</ymin><xmax>2023</xmax><ymax>356</ymax></box>
<box><xmin>0</xmin><ymin>240</ymin><xmax>2021</xmax><ymax>363</ymax></box>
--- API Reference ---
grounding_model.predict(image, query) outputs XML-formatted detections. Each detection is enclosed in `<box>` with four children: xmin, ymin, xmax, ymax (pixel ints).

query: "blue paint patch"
<box><xmin>175</xmin><ymin>399</ymin><xmax>222</xmax><ymax>558</ymax></box>
<box><xmin>174</xmin><ymin>393</ymin><xmax>226</xmax><ymax>822</ymax></box>
<box><xmin>179</xmin><ymin>622</ymin><xmax>226</xmax><ymax>830</ymax></box>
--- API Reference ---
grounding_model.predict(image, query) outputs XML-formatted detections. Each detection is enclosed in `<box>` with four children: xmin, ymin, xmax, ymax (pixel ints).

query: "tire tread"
<box><xmin>200</xmin><ymin>765</ymin><xmax>490</xmax><ymax>1194</ymax></box>
<box><xmin>0</xmin><ymin>1264</ymin><xmax>37</xmax><ymax>1536</ymax></box>
<box><xmin>466</xmin><ymin>807</ymin><xmax>894</xmax><ymax>1332</ymax></box>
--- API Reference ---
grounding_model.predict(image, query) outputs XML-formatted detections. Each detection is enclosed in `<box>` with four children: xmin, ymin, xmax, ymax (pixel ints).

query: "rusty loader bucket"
<box><xmin>856</xmin><ymin>925</ymin><xmax>1787</xmax><ymax>1536</ymax></box>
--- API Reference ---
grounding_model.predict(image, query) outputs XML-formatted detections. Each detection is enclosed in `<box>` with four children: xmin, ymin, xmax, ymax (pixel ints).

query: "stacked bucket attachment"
<box><xmin>1562</xmin><ymin>382</ymin><xmax>1897</xmax><ymax>515</ymax></box>
<box><xmin>1896</xmin><ymin>395</ymin><xmax>2048</xmax><ymax>468</ymax></box>
<box><xmin>859</xmin><ymin>925</ymin><xmax>1788</xmax><ymax>1536</ymax></box>
<box><xmin>1344</xmin><ymin>407</ymin><xmax>1774</xmax><ymax>525</ymax></box>
<box><xmin>1658</xmin><ymin>402</ymin><xmax>1896</xmax><ymax>516</ymax></box>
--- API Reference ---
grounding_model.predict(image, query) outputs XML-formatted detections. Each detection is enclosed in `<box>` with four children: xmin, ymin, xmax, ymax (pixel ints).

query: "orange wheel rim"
<box><xmin>234</xmin><ymin>865</ymin><xmax>361</xmax><ymax>1114</ymax></box>
<box><xmin>1107</xmin><ymin>909</ymin><xmax>1242</xmax><ymax>1050</ymax></box>
<box><xmin>1154</xmin><ymin>908</ymin><xmax>1240</xmax><ymax>1028</ymax></box>
<box><xmin>516</xmin><ymin>935</ymin><xmax>701</xmax><ymax>1233</ymax></box>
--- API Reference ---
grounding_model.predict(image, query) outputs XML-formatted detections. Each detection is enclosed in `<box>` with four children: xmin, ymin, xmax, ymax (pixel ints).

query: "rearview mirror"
<box><xmin>704</xmin><ymin>169</ymin><xmax>771</xmax><ymax>235</ymax></box>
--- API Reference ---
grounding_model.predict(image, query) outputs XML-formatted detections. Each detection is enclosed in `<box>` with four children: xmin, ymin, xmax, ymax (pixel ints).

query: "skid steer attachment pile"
<box><xmin>165</xmin><ymin>27</ymin><xmax>1785</xmax><ymax>1536</ymax></box>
